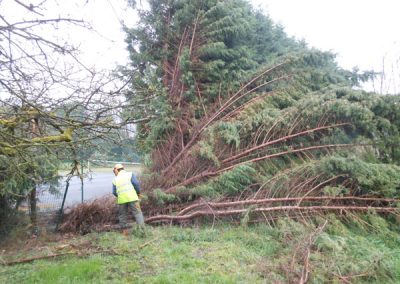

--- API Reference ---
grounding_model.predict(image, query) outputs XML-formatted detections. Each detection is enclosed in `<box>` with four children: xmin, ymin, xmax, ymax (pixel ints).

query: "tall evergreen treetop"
<box><xmin>121</xmin><ymin>0</ymin><xmax>398</xmax><ymax>204</ymax></box>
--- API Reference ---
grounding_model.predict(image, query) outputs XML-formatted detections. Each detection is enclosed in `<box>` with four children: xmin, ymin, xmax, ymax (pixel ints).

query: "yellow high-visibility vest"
<box><xmin>113</xmin><ymin>171</ymin><xmax>139</xmax><ymax>204</ymax></box>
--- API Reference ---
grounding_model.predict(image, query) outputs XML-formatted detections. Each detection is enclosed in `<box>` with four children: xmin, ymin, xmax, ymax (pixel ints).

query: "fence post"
<box><xmin>55</xmin><ymin>179</ymin><xmax>70</xmax><ymax>232</ymax></box>
<box><xmin>81</xmin><ymin>162</ymin><xmax>84</xmax><ymax>203</ymax></box>
<box><xmin>29</xmin><ymin>187</ymin><xmax>38</xmax><ymax>235</ymax></box>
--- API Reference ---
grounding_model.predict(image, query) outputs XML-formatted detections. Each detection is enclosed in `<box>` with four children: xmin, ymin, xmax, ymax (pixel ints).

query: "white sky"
<box><xmin>4</xmin><ymin>0</ymin><xmax>400</xmax><ymax>93</ymax></box>
<box><xmin>252</xmin><ymin>0</ymin><xmax>400</xmax><ymax>72</ymax></box>
<box><xmin>72</xmin><ymin>0</ymin><xmax>400</xmax><ymax>71</ymax></box>
<box><xmin>80</xmin><ymin>0</ymin><xmax>400</xmax><ymax>93</ymax></box>
<box><xmin>88</xmin><ymin>0</ymin><xmax>400</xmax><ymax>69</ymax></box>
<box><xmin>46</xmin><ymin>0</ymin><xmax>138</xmax><ymax>71</ymax></box>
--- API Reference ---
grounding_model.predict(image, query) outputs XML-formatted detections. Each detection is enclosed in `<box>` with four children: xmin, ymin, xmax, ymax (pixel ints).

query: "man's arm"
<box><xmin>112</xmin><ymin>182</ymin><xmax>117</xmax><ymax>197</ymax></box>
<box><xmin>131</xmin><ymin>174</ymin><xmax>141</xmax><ymax>194</ymax></box>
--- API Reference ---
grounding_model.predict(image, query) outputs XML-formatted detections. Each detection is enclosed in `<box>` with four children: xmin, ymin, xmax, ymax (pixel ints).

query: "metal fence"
<box><xmin>18</xmin><ymin>160</ymin><xmax>143</xmax><ymax>232</ymax></box>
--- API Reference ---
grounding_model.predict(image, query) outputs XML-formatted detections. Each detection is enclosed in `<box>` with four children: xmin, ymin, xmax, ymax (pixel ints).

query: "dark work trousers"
<box><xmin>118</xmin><ymin>201</ymin><xmax>144</xmax><ymax>227</ymax></box>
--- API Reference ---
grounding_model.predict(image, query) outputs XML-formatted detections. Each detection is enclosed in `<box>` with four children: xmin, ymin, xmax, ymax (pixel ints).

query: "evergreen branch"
<box><xmin>221</xmin><ymin>91</ymin><xmax>275</xmax><ymax>121</ymax></box>
<box><xmin>189</xmin><ymin>15</ymin><xmax>200</xmax><ymax>56</ymax></box>
<box><xmin>162</xmin><ymin>64</ymin><xmax>289</xmax><ymax>176</ymax></box>
<box><xmin>203</xmin><ymin>67</ymin><xmax>289</xmax><ymax>132</ymax></box>
<box><xmin>214</xmin><ymin>75</ymin><xmax>289</xmax><ymax>124</ymax></box>
<box><xmin>218</xmin><ymin>144</ymin><xmax>356</xmax><ymax>174</ymax></box>
<box><xmin>146</xmin><ymin>205</ymin><xmax>399</xmax><ymax>223</ymax></box>
<box><xmin>176</xmin><ymin>196</ymin><xmax>400</xmax><ymax>216</ymax></box>
<box><xmin>222</xmin><ymin>123</ymin><xmax>349</xmax><ymax>164</ymax></box>
<box><xmin>296</xmin><ymin>175</ymin><xmax>345</xmax><ymax>205</ymax></box>
<box><xmin>166</xmin><ymin>143</ymin><xmax>356</xmax><ymax>191</ymax></box>
<box><xmin>299</xmin><ymin>221</ymin><xmax>328</xmax><ymax>284</ymax></box>
<box><xmin>169</xmin><ymin>27</ymin><xmax>188</xmax><ymax>101</ymax></box>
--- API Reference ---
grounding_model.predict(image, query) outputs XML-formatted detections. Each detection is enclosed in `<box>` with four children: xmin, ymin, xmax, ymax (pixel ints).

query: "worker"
<box><xmin>112</xmin><ymin>163</ymin><xmax>145</xmax><ymax>229</ymax></box>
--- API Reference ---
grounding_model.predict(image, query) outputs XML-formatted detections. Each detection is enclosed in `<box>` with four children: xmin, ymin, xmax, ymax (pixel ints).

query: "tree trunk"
<box><xmin>29</xmin><ymin>187</ymin><xmax>38</xmax><ymax>235</ymax></box>
<box><xmin>29</xmin><ymin>117</ymin><xmax>40</xmax><ymax>235</ymax></box>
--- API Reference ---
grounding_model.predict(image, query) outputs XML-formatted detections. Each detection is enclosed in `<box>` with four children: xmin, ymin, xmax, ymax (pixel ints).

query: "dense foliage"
<box><xmin>122</xmin><ymin>0</ymin><xmax>399</xmax><ymax>212</ymax></box>
<box><xmin>0</xmin><ymin>1</ymin><xmax>127</xmax><ymax>233</ymax></box>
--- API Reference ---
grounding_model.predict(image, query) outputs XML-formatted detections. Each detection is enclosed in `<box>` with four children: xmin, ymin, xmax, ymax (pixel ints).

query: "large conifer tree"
<box><xmin>122</xmin><ymin>0</ymin><xmax>399</xmax><ymax>217</ymax></box>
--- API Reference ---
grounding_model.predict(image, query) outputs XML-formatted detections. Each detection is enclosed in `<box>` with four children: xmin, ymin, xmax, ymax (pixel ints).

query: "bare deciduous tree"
<box><xmin>0</xmin><ymin>0</ymin><xmax>132</xmax><ymax>233</ymax></box>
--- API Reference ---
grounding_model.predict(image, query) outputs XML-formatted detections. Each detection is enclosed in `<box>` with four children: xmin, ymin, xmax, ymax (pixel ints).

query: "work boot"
<box><xmin>132</xmin><ymin>212</ymin><xmax>146</xmax><ymax>237</ymax></box>
<box><xmin>134</xmin><ymin>212</ymin><xmax>145</xmax><ymax>226</ymax></box>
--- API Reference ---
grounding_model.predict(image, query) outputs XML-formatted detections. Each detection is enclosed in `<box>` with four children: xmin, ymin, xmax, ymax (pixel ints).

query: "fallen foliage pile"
<box><xmin>58</xmin><ymin>194</ymin><xmax>400</xmax><ymax>233</ymax></box>
<box><xmin>59</xmin><ymin>196</ymin><xmax>118</xmax><ymax>234</ymax></box>
<box><xmin>145</xmin><ymin>196</ymin><xmax>400</xmax><ymax>224</ymax></box>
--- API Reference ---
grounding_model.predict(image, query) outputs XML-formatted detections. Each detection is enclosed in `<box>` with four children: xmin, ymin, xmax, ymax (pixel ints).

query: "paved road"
<box><xmin>37</xmin><ymin>172</ymin><xmax>119</xmax><ymax>211</ymax></box>
<box><xmin>62</xmin><ymin>172</ymin><xmax>115</xmax><ymax>207</ymax></box>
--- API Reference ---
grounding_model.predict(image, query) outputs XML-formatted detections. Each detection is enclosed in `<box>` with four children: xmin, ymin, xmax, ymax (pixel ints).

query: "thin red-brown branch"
<box><xmin>146</xmin><ymin>205</ymin><xmax>399</xmax><ymax>223</ymax></box>
<box><xmin>176</xmin><ymin>196</ymin><xmax>400</xmax><ymax>216</ymax></box>
<box><xmin>165</xmin><ymin>144</ymin><xmax>356</xmax><ymax>192</ymax></box>
<box><xmin>222</xmin><ymin>123</ymin><xmax>349</xmax><ymax>164</ymax></box>
<box><xmin>162</xmin><ymin>63</ymin><xmax>289</xmax><ymax>175</ymax></box>
<box><xmin>219</xmin><ymin>144</ymin><xmax>355</xmax><ymax>174</ymax></box>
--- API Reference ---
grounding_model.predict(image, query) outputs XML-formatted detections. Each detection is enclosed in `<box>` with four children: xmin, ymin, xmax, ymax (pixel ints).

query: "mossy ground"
<box><xmin>1</xmin><ymin>216</ymin><xmax>399</xmax><ymax>283</ymax></box>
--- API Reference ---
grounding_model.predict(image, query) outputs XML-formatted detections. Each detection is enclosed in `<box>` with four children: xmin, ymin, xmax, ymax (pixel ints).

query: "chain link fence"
<box><xmin>10</xmin><ymin>160</ymin><xmax>142</xmax><ymax>234</ymax></box>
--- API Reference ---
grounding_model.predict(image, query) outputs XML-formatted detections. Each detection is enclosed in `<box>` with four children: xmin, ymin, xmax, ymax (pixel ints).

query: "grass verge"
<box><xmin>1</xmin><ymin>215</ymin><xmax>399</xmax><ymax>283</ymax></box>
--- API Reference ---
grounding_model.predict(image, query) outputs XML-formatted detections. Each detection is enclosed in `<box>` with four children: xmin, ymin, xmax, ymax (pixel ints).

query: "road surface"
<box><xmin>36</xmin><ymin>172</ymin><xmax>133</xmax><ymax>211</ymax></box>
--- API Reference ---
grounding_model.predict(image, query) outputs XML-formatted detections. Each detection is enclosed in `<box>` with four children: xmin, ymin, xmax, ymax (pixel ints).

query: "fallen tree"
<box><xmin>146</xmin><ymin>205</ymin><xmax>399</xmax><ymax>224</ymax></box>
<box><xmin>58</xmin><ymin>194</ymin><xmax>399</xmax><ymax>233</ymax></box>
<box><xmin>59</xmin><ymin>0</ymin><xmax>400</xmax><ymax>232</ymax></box>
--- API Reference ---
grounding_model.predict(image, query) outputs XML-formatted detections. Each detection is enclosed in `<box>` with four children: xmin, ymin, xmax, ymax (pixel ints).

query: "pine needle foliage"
<box><xmin>122</xmin><ymin>0</ymin><xmax>400</xmax><ymax>221</ymax></box>
<box><xmin>187</xmin><ymin>164</ymin><xmax>256</xmax><ymax>198</ymax></box>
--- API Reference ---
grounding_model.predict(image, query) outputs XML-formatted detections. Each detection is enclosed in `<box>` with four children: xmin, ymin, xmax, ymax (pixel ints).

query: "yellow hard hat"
<box><xmin>113</xmin><ymin>163</ymin><xmax>124</xmax><ymax>170</ymax></box>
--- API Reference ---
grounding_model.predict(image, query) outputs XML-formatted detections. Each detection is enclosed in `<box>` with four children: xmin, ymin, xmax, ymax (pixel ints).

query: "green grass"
<box><xmin>1</xmin><ymin>217</ymin><xmax>399</xmax><ymax>283</ymax></box>
<box><xmin>29</xmin><ymin>258</ymin><xmax>103</xmax><ymax>284</ymax></box>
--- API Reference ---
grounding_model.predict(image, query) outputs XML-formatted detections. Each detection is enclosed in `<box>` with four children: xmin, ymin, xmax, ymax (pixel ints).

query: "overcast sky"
<box><xmin>5</xmin><ymin>0</ymin><xmax>399</xmax><ymax>93</ymax></box>
<box><xmin>252</xmin><ymin>0</ymin><xmax>400</xmax><ymax>71</ymax></box>
<box><xmin>255</xmin><ymin>0</ymin><xmax>400</xmax><ymax>93</ymax></box>
<box><xmin>74</xmin><ymin>0</ymin><xmax>399</xmax><ymax>71</ymax></box>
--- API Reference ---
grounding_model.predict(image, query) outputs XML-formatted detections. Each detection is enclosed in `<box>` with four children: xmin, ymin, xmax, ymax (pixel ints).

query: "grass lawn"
<box><xmin>1</xmin><ymin>215</ymin><xmax>400</xmax><ymax>283</ymax></box>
